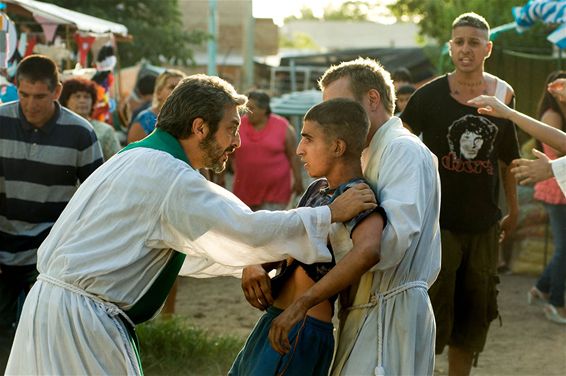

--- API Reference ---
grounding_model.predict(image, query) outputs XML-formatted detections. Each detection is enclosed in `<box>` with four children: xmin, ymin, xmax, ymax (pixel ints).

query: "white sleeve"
<box><xmin>551</xmin><ymin>156</ymin><xmax>566</xmax><ymax>196</ymax></box>
<box><xmin>371</xmin><ymin>139</ymin><xmax>440</xmax><ymax>271</ymax></box>
<box><xmin>151</xmin><ymin>170</ymin><xmax>332</xmax><ymax>277</ymax></box>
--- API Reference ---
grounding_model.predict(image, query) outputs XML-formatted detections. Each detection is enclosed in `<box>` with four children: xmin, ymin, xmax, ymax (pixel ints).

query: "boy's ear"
<box><xmin>192</xmin><ymin>117</ymin><xmax>209</xmax><ymax>140</ymax></box>
<box><xmin>334</xmin><ymin>138</ymin><xmax>347</xmax><ymax>157</ymax></box>
<box><xmin>485</xmin><ymin>40</ymin><xmax>493</xmax><ymax>58</ymax></box>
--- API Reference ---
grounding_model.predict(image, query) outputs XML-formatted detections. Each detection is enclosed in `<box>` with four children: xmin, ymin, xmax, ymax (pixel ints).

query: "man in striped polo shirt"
<box><xmin>0</xmin><ymin>54</ymin><xmax>103</xmax><ymax>370</ymax></box>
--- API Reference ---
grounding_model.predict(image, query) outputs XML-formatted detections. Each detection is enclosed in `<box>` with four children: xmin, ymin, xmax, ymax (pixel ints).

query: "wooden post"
<box><xmin>65</xmin><ymin>24</ymin><xmax>72</xmax><ymax>70</ymax></box>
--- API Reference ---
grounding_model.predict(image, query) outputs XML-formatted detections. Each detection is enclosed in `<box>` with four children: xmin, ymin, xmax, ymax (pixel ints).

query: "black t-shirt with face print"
<box><xmin>401</xmin><ymin>74</ymin><xmax>520</xmax><ymax>233</ymax></box>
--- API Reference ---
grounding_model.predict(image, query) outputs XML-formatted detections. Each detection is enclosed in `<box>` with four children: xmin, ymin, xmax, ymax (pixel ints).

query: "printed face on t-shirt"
<box><xmin>442</xmin><ymin>114</ymin><xmax>499</xmax><ymax>175</ymax></box>
<box><xmin>459</xmin><ymin>130</ymin><xmax>484</xmax><ymax>159</ymax></box>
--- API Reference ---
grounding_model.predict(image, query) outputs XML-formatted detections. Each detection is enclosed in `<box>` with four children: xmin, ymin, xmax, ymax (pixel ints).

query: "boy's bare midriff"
<box><xmin>272</xmin><ymin>259</ymin><xmax>333</xmax><ymax>323</ymax></box>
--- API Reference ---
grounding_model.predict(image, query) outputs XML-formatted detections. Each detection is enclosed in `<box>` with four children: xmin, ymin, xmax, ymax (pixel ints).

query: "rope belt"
<box><xmin>36</xmin><ymin>273</ymin><xmax>141</xmax><ymax>375</ymax></box>
<box><xmin>346</xmin><ymin>280</ymin><xmax>429</xmax><ymax>376</ymax></box>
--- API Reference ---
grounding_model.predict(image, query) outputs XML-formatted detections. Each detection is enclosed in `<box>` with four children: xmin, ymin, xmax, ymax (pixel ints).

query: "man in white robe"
<box><xmin>241</xmin><ymin>59</ymin><xmax>441</xmax><ymax>376</ymax></box>
<box><xmin>320</xmin><ymin>59</ymin><xmax>441</xmax><ymax>375</ymax></box>
<box><xmin>5</xmin><ymin>75</ymin><xmax>376</xmax><ymax>375</ymax></box>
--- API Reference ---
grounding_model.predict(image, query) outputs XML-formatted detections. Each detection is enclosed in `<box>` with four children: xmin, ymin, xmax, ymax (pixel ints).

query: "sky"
<box><xmin>252</xmin><ymin>0</ymin><xmax>396</xmax><ymax>26</ymax></box>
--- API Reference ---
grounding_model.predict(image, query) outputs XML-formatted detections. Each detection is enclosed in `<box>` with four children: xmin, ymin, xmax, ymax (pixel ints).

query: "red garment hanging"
<box><xmin>74</xmin><ymin>34</ymin><xmax>96</xmax><ymax>67</ymax></box>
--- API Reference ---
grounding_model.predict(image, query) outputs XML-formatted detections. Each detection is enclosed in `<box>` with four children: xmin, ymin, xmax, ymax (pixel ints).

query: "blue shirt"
<box><xmin>132</xmin><ymin>108</ymin><xmax>157</xmax><ymax>135</ymax></box>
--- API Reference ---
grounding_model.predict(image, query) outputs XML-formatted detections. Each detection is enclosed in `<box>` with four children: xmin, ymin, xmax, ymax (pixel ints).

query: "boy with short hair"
<box><xmin>229</xmin><ymin>98</ymin><xmax>386</xmax><ymax>376</ymax></box>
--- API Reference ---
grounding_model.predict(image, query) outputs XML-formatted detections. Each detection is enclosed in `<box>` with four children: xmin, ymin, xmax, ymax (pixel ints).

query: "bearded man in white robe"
<box><xmin>5</xmin><ymin>74</ymin><xmax>376</xmax><ymax>375</ymax></box>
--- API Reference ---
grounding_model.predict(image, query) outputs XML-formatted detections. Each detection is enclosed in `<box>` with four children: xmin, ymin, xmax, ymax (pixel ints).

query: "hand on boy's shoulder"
<box><xmin>329</xmin><ymin>183</ymin><xmax>377</xmax><ymax>223</ymax></box>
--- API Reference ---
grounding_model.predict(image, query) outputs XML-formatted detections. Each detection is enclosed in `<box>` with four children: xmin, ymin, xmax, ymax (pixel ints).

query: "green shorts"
<box><xmin>429</xmin><ymin>224</ymin><xmax>500</xmax><ymax>354</ymax></box>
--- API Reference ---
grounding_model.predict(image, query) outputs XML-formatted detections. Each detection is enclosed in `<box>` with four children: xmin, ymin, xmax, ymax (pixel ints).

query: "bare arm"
<box><xmin>539</xmin><ymin>110</ymin><xmax>565</xmax><ymax>157</ymax></box>
<box><xmin>268</xmin><ymin>213</ymin><xmax>384</xmax><ymax>354</ymax></box>
<box><xmin>468</xmin><ymin>95</ymin><xmax>566</xmax><ymax>153</ymax></box>
<box><xmin>284</xmin><ymin>124</ymin><xmax>304</xmax><ymax>196</ymax></box>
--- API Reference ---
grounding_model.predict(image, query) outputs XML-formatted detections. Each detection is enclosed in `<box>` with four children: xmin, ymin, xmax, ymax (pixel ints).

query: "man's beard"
<box><xmin>200</xmin><ymin>133</ymin><xmax>233</xmax><ymax>173</ymax></box>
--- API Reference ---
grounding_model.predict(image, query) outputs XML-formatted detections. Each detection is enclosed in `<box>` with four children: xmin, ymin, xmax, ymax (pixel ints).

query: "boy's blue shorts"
<box><xmin>228</xmin><ymin>306</ymin><xmax>334</xmax><ymax>376</ymax></box>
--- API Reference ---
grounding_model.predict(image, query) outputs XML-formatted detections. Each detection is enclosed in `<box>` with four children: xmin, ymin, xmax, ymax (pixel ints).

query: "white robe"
<box><xmin>331</xmin><ymin>117</ymin><xmax>441</xmax><ymax>376</ymax></box>
<box><xmin>6</xmin><ymin>147</ymin><xmax>333</xmax><ymax>375</ymax></box>
<box><xmin>551</xmin><ymin>156</ymin><xmax>566</xmax><ymax>196</ymax></box>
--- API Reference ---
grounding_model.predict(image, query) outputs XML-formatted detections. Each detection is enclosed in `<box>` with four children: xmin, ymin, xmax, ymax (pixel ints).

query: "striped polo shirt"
<box><xmin>0</xmin><ymin>101</ymin><xmax>103</xmax><ymax>266</ymax></box>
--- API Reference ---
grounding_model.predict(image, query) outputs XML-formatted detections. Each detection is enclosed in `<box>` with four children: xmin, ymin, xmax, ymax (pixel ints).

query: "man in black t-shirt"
<box><xmin>401</xmin><ymin>12</ymin><xmax>520</xmax><ymax>376</ymax></box>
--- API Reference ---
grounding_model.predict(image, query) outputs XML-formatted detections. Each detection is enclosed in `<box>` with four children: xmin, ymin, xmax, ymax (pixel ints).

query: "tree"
<box><xmin>49</xmin><ymin>0</ymin><xmax>208</xmax><ymax>67</ymax></box>
<box><xmin>285</xmin><ymin>1</ymin><xmax>374</xmax><ymax>23</ymax></box>
<box><xmin>390</xmin><ymin>0</ymin><xmax>555</xmax><ymax>74</ymax></box>
<box><xmin>389</xmin><ymin>0</ymin><xmax>551</xmax><ymax>46</ymax></box>
<box><xmin>284</xmin><ymin>6</ymin><xmax>318</xmax><ymax>23</ymax></box>
<box><xmin>323</xmin><ymin>1</ymin><xmax>372</xmax><ymax>21</ymax></box>
<box><xmin>279</xmin><ymin>32</ymin><xmax>320</xmax><ymax>50</ymax></box>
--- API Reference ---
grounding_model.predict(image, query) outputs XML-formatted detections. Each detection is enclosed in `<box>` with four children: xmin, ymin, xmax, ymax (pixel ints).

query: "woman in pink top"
<box><xmin>530</xmin><ymin>71</ymin><xmax>566</xmax><ymax>324</ymax></box>
<box><xmin>232</xmin><ymin>91</ymin><xmax>304</xmax><ymax>210</ymax></box>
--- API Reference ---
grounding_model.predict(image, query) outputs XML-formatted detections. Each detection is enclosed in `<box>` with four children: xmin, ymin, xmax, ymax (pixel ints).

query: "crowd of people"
<box><xmin>0</xmin><ymin>9</ymin><xmax>565</xmax><ymax>376</ymax></box>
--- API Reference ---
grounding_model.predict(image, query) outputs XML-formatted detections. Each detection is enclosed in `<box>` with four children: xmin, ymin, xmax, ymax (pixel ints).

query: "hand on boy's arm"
<box><xmin>241</xmin><ymin>265</ymin><xmax>273</xmax><ymax>311</ymax></box>
<box><xmin>268</xmin><ymin>213</ymin><xmax>384</xmax><ymax>354</ymax></box>
<box><xmin>269</xmin><ymin>297</ymin><xmax>310</xmax><ymax>354</ymax></box>
<box><xmin>329</xmin><ymin>183</ymin><xmax>377</xmax><ymax>223</ymax></box>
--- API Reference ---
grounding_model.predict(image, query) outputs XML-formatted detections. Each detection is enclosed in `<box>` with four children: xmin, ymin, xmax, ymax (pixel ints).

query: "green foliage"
<box><xmin>279</xmin><ymin>32</ymin><xmax>320</xmax><ymax>50</ymax></box>
<box><xmin>390</xmin><ymin>1</ymin><xmax>557</xmax><ymax>74</ymax></box>
<box><xmin>285</xmin><ymin>1</ymin><xmax>374</xmax><ymax>23</ymax></box>
<box><xmin>137</xmin><ymin>317</ymin><xmax>244</xmax><ymax>376</ymax></box>
<box><xmin>48</xmin><ymin>0</ymin><xmax>208</xmax><ymax>66</ymax></box>
<box><xmin>285</xmin><ymin>6</ymin><xmax>318</xmax><ymax>22</ymax></box>
<box><xmin>323</xmin><ymin>1</ymin><xmax>372</xmax><ymax>21</ymax></box>
<box><xmin>389</xmin><ymin>0</ymin><xmax>532</xmax><ymax>44</ymax></box>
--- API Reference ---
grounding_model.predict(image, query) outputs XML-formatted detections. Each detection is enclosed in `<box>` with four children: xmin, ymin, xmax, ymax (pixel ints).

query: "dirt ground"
<box><xmin>175</xmin><ymin>273</ymin><xmax>565</xmax><ymax>375</ymax></box>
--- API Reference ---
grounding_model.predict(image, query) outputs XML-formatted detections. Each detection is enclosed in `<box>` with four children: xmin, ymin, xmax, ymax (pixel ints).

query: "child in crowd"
<box><xmin>229</xmin><ymin>98</ymin><xmax>386</xmax><ymax>375</ymax></box>
<box><xmin>395</xmin><ymin>84</ymin><xmax>416</xmax><ymax>115</ymax></box>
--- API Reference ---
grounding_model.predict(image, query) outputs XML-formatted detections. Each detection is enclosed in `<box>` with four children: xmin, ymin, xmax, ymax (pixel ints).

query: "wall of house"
<box><xmin>179</xmin><ymin>0</ymin><xmax>278</xmax><ymax>56</ymax></box>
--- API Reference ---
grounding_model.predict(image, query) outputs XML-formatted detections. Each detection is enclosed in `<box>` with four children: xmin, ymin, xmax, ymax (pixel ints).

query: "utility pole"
<box><xmin>208</xmin><ymin>0</ymin><xmax>218</xmax><ymax>76</ymax></box>
<box><xmin>241</xmin><ymin>0</ymin><xmax>254</xmax><ymax>90</ymax></box>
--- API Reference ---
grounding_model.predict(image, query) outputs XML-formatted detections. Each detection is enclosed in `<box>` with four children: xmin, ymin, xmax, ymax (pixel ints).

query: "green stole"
<box><xmin>119</xmin><ymin>129</ymin><xmax>188</xmax><ymax>324</ymax></box>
